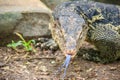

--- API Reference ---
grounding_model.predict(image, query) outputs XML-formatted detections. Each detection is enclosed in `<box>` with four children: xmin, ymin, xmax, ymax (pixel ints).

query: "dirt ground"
<box><xmin>0</xmin><ymin>44</ymin><xmax>120</xmax><ymax>80</ymax></box>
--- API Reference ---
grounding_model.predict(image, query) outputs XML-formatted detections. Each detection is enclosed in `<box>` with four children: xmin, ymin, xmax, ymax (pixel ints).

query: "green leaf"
<box><xmin>7</xmin><ymin>33</ymin><xmax>36</xmax><ymax>52</ymax></box>
<box><xmin>28</xmin><ymin>40</ymin><xmax>36</xmax><ymax>45</ymax></box>
<box><xmin>7</xmin><ymin>40</ymin><xmax>22</xmax><ymax>49</ymax></box>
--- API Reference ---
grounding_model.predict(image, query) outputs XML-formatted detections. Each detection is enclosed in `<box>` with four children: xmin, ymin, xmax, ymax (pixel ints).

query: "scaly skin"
<box><xmin>50</xmin><ymin>0</ymin><xmax>120</xmax><ymax>63</ymax></box>
<box><xmin>48</xmin><ymin>1</ymin><xmax>120</xmax><ymax>78</ymax></box>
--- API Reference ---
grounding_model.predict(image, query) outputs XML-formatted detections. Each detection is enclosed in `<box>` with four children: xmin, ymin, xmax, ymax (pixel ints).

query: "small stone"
<box><xmin>51</xmin><ymin>60</ymin><xmax>55</xmax><ymax>64</ymax></box>
<box><xmin>40</xmin><ymin>66</ymin><xmax>47</xmax><ymax>72</ymax></box>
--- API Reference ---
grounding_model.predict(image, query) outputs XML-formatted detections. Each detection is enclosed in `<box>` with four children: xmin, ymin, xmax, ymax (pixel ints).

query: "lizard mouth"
<box><xmin>64</xmin><ymin>49</ymin><xmax>77</xmax><ymax>58</ymax></box>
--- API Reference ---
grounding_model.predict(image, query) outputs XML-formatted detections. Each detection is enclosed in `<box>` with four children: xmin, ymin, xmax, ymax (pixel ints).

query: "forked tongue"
<box><xmin>56</xmin><ymin>54</ymin><xmax>71</xmax><ymax>79</ymax></box>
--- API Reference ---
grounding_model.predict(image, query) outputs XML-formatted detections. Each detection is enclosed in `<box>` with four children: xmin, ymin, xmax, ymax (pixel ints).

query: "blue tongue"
<box><xmin>57</xmin><ymin>54</ymin><xmax>71</xmax><ymax>78</ymax></box>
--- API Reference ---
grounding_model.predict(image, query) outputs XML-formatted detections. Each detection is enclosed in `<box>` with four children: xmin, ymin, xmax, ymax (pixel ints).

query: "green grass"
<box><xmin>7</xmin><ymin>32</ymin><xmax>36</xmax><ymax>52</ymax></box>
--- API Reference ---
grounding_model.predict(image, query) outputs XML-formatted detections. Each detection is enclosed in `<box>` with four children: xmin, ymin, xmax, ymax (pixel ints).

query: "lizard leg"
<box><xmin>86</xmin><ymin>24</ymin><xmax>120</xmax><ymax>63</ymax></box>
<box><xmin>78</xmin><ymin>48</ymin><xmax>102</xmax><ymax>62</ymax></box>
<box><xmin>35</xmin><ymin>38</ymin><xmax>58</xmax><ymax>50</ymax></box>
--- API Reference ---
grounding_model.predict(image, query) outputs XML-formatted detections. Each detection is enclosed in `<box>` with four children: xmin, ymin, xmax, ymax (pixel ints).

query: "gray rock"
<box><xmin>0</xmin><ymin>0</ymin><xmax>52</xmax><ymax>37</ymax></box>
<box><xmin>41</xmin><ymin>0</ymin><xmax>70</xmax><ymax>10</ymax></box>
<box><xmin>0</xmin><ymin>12</ymin><xmax>22</xmax><ymax>33</ymax></box>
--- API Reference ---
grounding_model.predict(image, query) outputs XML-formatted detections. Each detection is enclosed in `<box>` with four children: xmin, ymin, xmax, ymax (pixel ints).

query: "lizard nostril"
<box><xmin>64</xmin><ymin>49</ymin><xmax>77</xmax><ymax>57</ymax></box>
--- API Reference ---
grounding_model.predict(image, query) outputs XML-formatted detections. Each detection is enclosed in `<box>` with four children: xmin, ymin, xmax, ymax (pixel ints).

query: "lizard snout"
<box><xmin>64</xmin><ymin>49</ymin><xmax>77</xmax><ymax>58</ymax></box>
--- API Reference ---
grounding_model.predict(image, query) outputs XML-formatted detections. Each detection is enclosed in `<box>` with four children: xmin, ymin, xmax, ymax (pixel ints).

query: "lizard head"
<box><xmin>50</xmin><ymin>11</ymin><xmax>88</xmax><ymax>78</ymax></box>
<box><xmin>49</xmin><ymin>2</ymin><xmax>89</xmax><ymax>58</ymax></box>
<box><xmin>51</xmin><ymin>12</ymin><xmax>88</xmax><ymax>58</ymax></box>
<box><xmin>50</xmin><ymin>2</ymin><xmax>89</xmax><ymax>78</ymax></box>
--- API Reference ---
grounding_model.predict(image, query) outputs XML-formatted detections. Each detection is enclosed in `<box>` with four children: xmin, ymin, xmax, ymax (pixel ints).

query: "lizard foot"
<box><xmin>78</xmin><ymin>48</ymin><xmax>102</xmax><ymax>62</ymax></box>
<box><xmin>78</xmin><ymin>48</ymin><xmax>115</xmax><ymax>63</ymax></box>
<box><xmin>35</xmin><ymin>38</ymin><xmax>58</xmax><ymax>50</ymax></box>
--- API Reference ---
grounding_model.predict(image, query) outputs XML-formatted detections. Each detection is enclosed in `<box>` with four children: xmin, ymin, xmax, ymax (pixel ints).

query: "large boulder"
<box><xmin>0</xmin><ymin>0</ymin><xmax>52</xmax><ymax>37</ymax></box>
<box><xmin>41</xmin><ymin>0</ymin><xmax>70</xmax><ymax>10</ymax></box>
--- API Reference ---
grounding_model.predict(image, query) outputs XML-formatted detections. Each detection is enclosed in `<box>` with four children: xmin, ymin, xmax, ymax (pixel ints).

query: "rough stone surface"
<box><xmin>0</xmin><ymin>0</ymin><xmax>52</xmax><ymax>37</ymax></box>
<box><xmin>41</xmin><ymin>0</ymin><xmax>70</xmax><ymax>10</ymax></box>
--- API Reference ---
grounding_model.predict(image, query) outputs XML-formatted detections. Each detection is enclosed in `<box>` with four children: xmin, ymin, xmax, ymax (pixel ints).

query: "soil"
<box><xmin>0</xmin><ymin>43</ymin><xmax>120</xmax><ymax>80</ymax></box>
